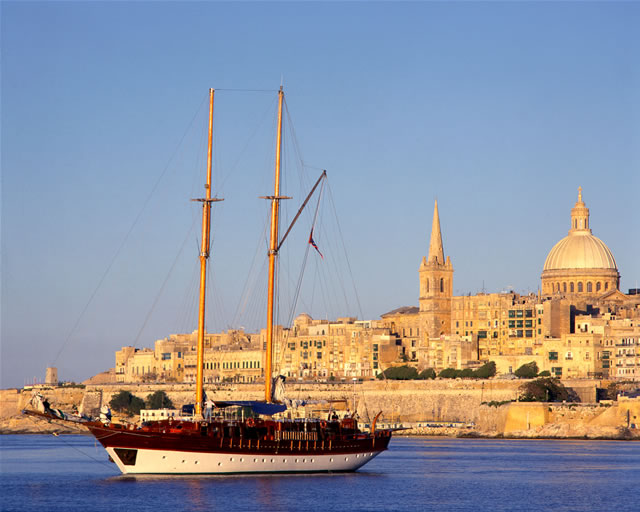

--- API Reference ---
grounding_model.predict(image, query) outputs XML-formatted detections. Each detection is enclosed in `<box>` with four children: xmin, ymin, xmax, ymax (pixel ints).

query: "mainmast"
<box><xmin>265</xmin><ymin>86</ymin><xmax>285</xmax><ymax>402</ymax></box>
<box><xmin>194</xmin><ymin>89</ymin><xmax>220</xmax><ymax>416</ymax></box>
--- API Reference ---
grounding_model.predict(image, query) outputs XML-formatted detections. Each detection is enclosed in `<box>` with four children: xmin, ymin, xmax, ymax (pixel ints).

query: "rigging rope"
<box><xmin>53</xmin><ymin>92</ymin><xmax>209</xmax><ymax>364</ymax></box>
<box><xmin>325</xmin><ymin>181</ymin><xmax>365</xmax><ymax>320</ymax></box>
<box><xmin>132</xmin><ymin>214</ymin><xmax>199</xmax><ymax>346</ymax></box>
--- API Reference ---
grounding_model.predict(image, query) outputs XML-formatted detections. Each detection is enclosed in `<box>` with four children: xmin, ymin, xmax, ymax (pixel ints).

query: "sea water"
<box><xmin>1</xmin><ymin>435</ymin><xmax>638</xmax><ymax>512</ymax></box>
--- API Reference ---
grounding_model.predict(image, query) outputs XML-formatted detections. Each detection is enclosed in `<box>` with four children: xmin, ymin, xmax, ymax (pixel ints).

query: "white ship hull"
<box><xmin>106</xmin><ymin>446</ymin><xmax>383</xmax><ymax>475</ymax></box>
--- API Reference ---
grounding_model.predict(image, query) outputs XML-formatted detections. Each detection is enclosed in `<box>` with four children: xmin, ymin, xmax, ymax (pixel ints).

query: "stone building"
<box><xmin>115</xmin><ymin>316</ymin><xmax>398</xmax><ymax>384</ymax></box>
<box><xmin>419</xmin><ymin>199</ymin><xmax>454</xmax><ymax>339</ymax></box>
<box><xmin>379</xmin><ymin>189</ymin><xmax>640</xmax><ymax>380</ymax></box>
<box><xmin>114</xmin><ymin>187</ymin><xmax>639</xmax><ymax>382</ymax></box>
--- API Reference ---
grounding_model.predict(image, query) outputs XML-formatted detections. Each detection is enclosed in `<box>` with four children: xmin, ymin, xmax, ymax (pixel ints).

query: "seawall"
<box><xmin>2</xmin><ymin>380</ymin><xmax>638</xmax><ymax>439</ymax></box>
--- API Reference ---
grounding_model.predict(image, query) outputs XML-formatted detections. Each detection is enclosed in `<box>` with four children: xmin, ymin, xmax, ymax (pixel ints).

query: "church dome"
<box><xmin>293</xmin><ymin>313</ymin><xmax>312</xmax><ymax>326</ymax></box>
<box><xmin>541</xmin><ymin>187</ymin><xmax>619</xmax><ymax>296</ymax></box>
<box><xmin>543</xmin><ymin>231</ymin><xmax>617</xmax><ymax>271</ymax></box>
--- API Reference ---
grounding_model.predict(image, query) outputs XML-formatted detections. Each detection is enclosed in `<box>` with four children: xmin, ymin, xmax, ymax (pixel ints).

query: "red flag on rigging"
<box><xmin>308</xmin><ymin>229</ymin><xmax>323</xmax><ymax>259</ymax></box>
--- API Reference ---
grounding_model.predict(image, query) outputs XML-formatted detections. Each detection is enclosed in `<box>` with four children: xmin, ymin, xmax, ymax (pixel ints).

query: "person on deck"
<box><xmin>204</xmin><ymin>398</ymin><xmax>214</xmax><ymax>421</ymax></box>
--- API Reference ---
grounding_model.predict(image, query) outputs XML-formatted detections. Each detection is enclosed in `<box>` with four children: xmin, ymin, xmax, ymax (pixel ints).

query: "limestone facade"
<box><xmin>378</xmin><ymin>192</ymin><xmax>639</xmax><ymax>380</ymax></box>
<box><xmin>113</xmin><ymin>189</ymin><xmax>639</xmax><ymax>383</ymax></box>
<box><xmin>115</xmin><ymin>317</ymin><xmax>398</xmax><ymax>384</ymax></box>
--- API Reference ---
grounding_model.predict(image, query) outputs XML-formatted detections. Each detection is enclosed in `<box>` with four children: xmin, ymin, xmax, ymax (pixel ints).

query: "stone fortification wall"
<box><xmin>1</xmin><ymin>380</ymin><xmax>523</xmax><ymax>432</ymax></box>
<box><xmin>4</xmin><ymin>379</ymin><xmax>636</xmax><ymax>439</ymax></box>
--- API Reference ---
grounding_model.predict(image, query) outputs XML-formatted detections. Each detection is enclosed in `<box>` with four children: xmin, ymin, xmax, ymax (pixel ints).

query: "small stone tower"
<box><xmin>419</xmin><ymin>200</ymin><xmax>454</xmax><ymax>338</ymax></box>
<box><xmin>45</xmin><ymin>367</ymin><xmax>58</xmax><ymax>386</ymax></box>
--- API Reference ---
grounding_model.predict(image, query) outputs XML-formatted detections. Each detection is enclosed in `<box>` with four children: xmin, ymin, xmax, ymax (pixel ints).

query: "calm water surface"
<box><xmin>1</xmin><ymin>435</ymin><xmax>638</xmax><ymax>512</ymax></box>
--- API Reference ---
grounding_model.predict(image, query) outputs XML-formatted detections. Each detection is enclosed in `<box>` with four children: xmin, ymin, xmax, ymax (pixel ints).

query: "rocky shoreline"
<box><xmin>3</xmin><ymin>381</ymin><xmax>639</xmax><ymax>440</ymax></box>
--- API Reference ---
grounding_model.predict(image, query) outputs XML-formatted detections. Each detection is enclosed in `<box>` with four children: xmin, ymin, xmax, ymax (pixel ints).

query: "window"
<box><xmin>596</xmin><ymin>282</ymin><xmax>601</xmax><ymax>292</ymax></box>
<box><xmin>578</xmin><ymin>282</ymin><xmax>583</xmax><ymax>292</ymax></box>
<box><xmin>517</xmin><ymin>320</ymin><xmax>523</xmax><ymax>328</ymax></box>
<box><xmin>440</xmin><ymin>278</ymin><xmax>444</xmax><ymax>293</ymax></box>
<box><xmin>587</xmin><ymin>282</ymin><xmax>592</xmax><ymax>292</ymax></box>
<box><xmin>605</xmin><ymin>282</ymin><xmax>609</xmax><ymax>290</ymax></box>
<box><xmin>525</xmin><ymin>330</ymin><xmax>533</xmax><ymax>338</ymax></box>
<box><xmin>549</xmin><ymin>351</ymin><xmax>558</xmax><ymax>361</ymax></box>
<box><xmin>563</xmin><ymin>282</ymin><xmax>567</xmax><ymax>293</ymax></box>
<box><xmin>509</xmin><ymin>320</ymin><xmax>515</xmax><ymax>328</ymax></box>
<box><xmin>570</xmin><ymin>282</ymin><xmax>575</xmax><ymax>293</ymax></box>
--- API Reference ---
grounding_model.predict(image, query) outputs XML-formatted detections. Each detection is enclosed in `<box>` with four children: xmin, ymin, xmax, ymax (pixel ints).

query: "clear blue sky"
<box><xmin>2</xmin><ymin>1</ymin><xmax>638</xmax><ymax>388</ymax></box>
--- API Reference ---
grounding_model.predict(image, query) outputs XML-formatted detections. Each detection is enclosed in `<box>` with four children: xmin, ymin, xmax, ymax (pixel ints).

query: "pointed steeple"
<box><xmin>428</xmin><ymin>199</ymin><xmax>445</xmax><ymax>264</ymax></box>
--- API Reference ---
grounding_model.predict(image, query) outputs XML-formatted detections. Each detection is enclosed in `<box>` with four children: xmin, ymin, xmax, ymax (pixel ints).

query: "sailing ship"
<box><xmin>24</xmin><ymin>88</ymin><xmax>393</xmax><ymax>474</ymax></box>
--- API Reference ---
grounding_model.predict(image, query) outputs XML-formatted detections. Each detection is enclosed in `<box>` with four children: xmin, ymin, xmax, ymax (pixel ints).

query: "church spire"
<box><xmin>428</xmin><ymin>199</ymin><xmax>445</xmax><ymax>264</ymax></box>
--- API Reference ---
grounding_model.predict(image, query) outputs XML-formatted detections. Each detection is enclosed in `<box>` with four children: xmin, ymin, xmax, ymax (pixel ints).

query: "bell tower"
<box><xmin>419</xmin><ymin>200</ymin><xmax>454</xmax><ymax>338</ymax></box>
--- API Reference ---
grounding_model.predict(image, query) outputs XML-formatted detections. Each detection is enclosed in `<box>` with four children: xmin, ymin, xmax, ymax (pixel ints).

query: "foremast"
<box><xmin>265</xmin><ymin>87</ymin><xmax>285</xmax><ymax>402</ymax></box>
<box><xmin>194</xmin><ymin>89</ymin><xmax>221</xmax><ymax>416</ymax></box>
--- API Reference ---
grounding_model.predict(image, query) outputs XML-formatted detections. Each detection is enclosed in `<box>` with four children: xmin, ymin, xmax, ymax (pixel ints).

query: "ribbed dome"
<box><xmin>543</xmin><ymin>231</ymin><xmax>617</xmax><ymax>271</ymax></box>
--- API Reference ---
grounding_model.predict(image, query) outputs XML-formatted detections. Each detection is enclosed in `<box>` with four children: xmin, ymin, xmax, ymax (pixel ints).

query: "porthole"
<box><xmin>345</xmin><ymin>457</ymin><xmax>349</xmax><ymax>461</ymax></box>
<box><xmin>162</xmin><ymin>456</ymin><xmax>166</xmax><ymax>459</ymax></box>
<box><xmin>330</xmin><ymin>458</ymin><xmax>334</xmax><ymax>462</ymax></box>
<box><xmin>303</xmin><ymin>459</ymin><xmax>306</xmax><ymax>463</ymax></box>
<box><xmin>283</xmin><ymin>459</ymin><xmax>287</xmax><ymax>463</ymax></box>
<box><xmin>230</xmin><ymin>457</ymin><xmax>234</xmax><ymax>462</ymax></box>
<box><xmin>311</xmin><ymin>458</ymin><xmax>315</xmax><ymax>463</ymax></box>
<box><xmin>271</xmin><ymin>459</ymin><xmax>275</xmax><ymax>463</ymax></box>
<box><xmin>295</xmin><ymin>458</ymin><xmax>299</xmax><ymax>463</ymax></box>
<box><xmin>240</xmin><ymin>458</ymin><xmax>244</xmax><ymax>462</ymax></box>
<box><xmin>195</xmin><ymin>461</ymin><xmax>199</xmax><ymax>464</ymax></box>
<box><xmin>181</xmin><ymin>460</ymin><xmax>185</xmax><ymax>463</ymax></box>
<box><xmin>262</xmin><ymin>458</ymin><xmax>266</xmax><ymax>463</ymax></box>
<box><xmin>253</xmin><ymin>458</ymin><xmax>258</xmax><ymax>463</ymax></box>
<box><xmin>218</xmin><ymin>462</ymin><xmax>222</xmax><ymax>466</ymax></box>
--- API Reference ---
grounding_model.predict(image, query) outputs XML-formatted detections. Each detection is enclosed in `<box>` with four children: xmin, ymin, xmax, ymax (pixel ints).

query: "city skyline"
<box><xmin>2</xmin><ymin>2</ymin><xmax>639</xmax><ymax>388</ymax></box>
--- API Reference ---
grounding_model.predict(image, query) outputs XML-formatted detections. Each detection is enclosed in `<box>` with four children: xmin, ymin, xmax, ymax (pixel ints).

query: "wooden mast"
<box><xmin>194</xmin><ymin>88</ymin><xmax>216</xmax><ymax>416</ymax></box>
<box><xmin>265</xmin><ymin>86</ymin><xmax>285</xmax><ymax>402</ymax></box>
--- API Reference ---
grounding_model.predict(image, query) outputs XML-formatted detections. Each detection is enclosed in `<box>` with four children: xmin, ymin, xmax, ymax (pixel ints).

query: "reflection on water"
<box><xmin>1</xmin><ymin>435</ymin><xmax>639</xmax><ymax>512</ymax></box>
